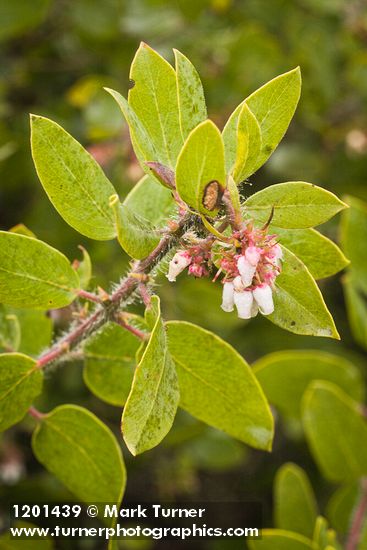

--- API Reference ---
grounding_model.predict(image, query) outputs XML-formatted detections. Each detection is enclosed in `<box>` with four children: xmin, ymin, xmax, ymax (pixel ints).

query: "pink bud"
<box><xmin>245</xmin><ymin>246</ymin><xmax>262</xmax><ymax>266</ymax></box>
<box><xmin>188</xmin><ymin>263</ymin><xmax>207</xmax><ymax>278</ymax></box>
<box><xmin>253</xmin><ymin>284</ymin><xmax>274</xmax><ymax>315</ymax></box>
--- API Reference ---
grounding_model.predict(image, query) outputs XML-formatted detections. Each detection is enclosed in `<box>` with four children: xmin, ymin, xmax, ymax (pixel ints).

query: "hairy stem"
<box><xmin>36</xmin><ymin>214</ymin><xmax>192</xmax><ymax>369</ymax></box>
<box><xmin>346</xmin><ymin>477</ymin><xmax>367</xmax><ymax>550</ymax></box>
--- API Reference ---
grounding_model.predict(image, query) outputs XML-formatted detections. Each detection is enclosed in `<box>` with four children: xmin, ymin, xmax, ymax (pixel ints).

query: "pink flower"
<box><xmin>188</xmin><ymin>263</ymin><xmax>207</xmax><ymax>278</ymax></box>
<box><xmin>245</xmin><ymin>246</ymin><xmax>262</xmax><ymax>266</ymax></box>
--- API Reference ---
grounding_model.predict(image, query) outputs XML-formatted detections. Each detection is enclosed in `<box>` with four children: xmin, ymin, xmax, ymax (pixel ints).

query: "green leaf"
<box><xmin>9</xmin><ymin>223</ymin><xmax>37</xmax><ymax>239</ymax></box>
<box><xmin>0</xmin><ymin>353</ymin><xmax>43</xmax><ymax>432</ymax></box>
<box><xmin>253</xmin><ymin>350</ymin><xmax>363</xmax><ymax>420</ymax></box>
<box><xmin>227</xmin><ymin>175</ymin><xmax>242</xmax><ymax>215</ymax></box>
<box><xmin>302</xmin><ymin>381</ymin><xmax>367</xmax><ymax>482</ymax></box>
<box><xmin>30</xmin><ymin>115</ymin><xmax>117</xmax><ymax>240</ymax></box>
<box><xmin>268</xmin><ymin>246</ymin><xmax>339</xmax><ymax>339</ymax></box>
<box><xmin>275</xmin><ymin>227</ymin><xmax>349</xmax><ymax>279</ymax></box>
<box><xmin>104</xmin><ymin>88</ymin><xmax>158</xmax><ymax>172</ymax></box>
<box><xmin>0</xmin><ymin>232</ymin><xmax>79</xmax><ymax>310</ymax></box>
<box><xmin>248</xmin><ymin>529</ymin><xmax>314</xmax><ymax>550</ymax></box>
<box><xmin>174</xmin><ymin>49</ymin><xmax>207</xmax><ymax>139</ymax></box>
<box><xmin>341</xmin><ymin>195</ymin><xmax>367</xmax><ymax>294</ymax></box>
<box><xmin>326</xmin><ymin>483</ymin><xmax>359</xmax><ymax>534</ymax></box>
<box><xmin>110</xmin><ymin>195</ymin><xmax>160</xmax><ymax>259</ymax></box>
<box><xmin>122</xmin><ymin>296</ymin><xmax>179</xmax><ymax>455</ymax></box>
<box><xmin>223</xmin><ymin>103</ymin><xmax>262</xmax><ymax>182</ymax></box>
<box><xmin>0</xmin><ymin>305</ymin><xmax>20</xmax><ymax>352</ymax></box>
<box><xmin>312</xmin><ymin>516</ymin><xmax>339</xmax><ymax>549</ymax></box>
<box><xmin>343</xmin><ymin>277</ymin><xmax>367</xmax><ymax>351</ymax></box>
<box><xmin>128</xmin><ymin>43</ymin><xmax>183</xmax><ymax>167</ymax></box>
<box><xmin>274</xmin><ymin>463</ymin><xmax>318</xmax><ymax>538</ymax></box>
<box><xmin>244</xmin><ymin>182</ymin><xmax>347</xmax><ymax>229</ymax></box>
<box><xmin>176</xmin><ymin>120</ymin><xmax>226</xmax><ymax>217</ymax></box>
<box><xmin>32</xmin><ymin>405</ymin><xmax>126</xmax><ymax>506</ymax></box>
<box><xmin>166</xmin><ymin>321</ymin><xmax>273</xmax><ymax>450</ymax></box>
<box><xmin>223</xmin><ymin>68</ymin><xmax>301</xmax><ymax>176</ymax></box>
<box><xmin>124</xmin><ymin>175</ymin><xmax>177</xmax><ymax>228</ymax></box>
<box><xmin>10</xmin><ymin>308</ymin><xmax>52</xmax><ymax>357</ymax></box>
<box><xmin>83</xmin><ymin>322</ymin><xmax>140</xmax><ymax>406</ymax></box>
<box><xmin>74</xmin><ymin>246</ymin><xmax>92</xmax><ymax>289</ymax></box>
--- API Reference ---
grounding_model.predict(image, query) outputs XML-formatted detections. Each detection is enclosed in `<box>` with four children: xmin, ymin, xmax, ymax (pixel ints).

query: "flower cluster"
<box><xmin>166</xmin><ymin>221</ymin><xmax>283</xmax><ymax>320</ymax></box>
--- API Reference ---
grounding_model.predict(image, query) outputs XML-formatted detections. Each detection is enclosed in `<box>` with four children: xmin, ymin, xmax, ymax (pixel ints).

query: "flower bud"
<box><xmin>253</xmin><ymin>284</ymin><xmax>274</xmax><ymax>315</ymax></box>
<box><xmin>237</xmin><ymin>255</ymin><xmax>256</xmax><ymax>287</ymax></box>
<box><xmin>167</xmin><ymin>251</ymin><xmax>191</xmax><ymax>282</ymax></box>
<box><xmin>233</xmin><ymin>288</ymin><xmax>254</xmax><ymax>319</ymax></box>
<box><xmin>188</xmin><ymin>263</ymin><xmax>207</xmax><ymax>278</ymax></box>
<box><xmin>221</xmin><ymin>281</ymin><xmax>235</xmax><ymax>312</ymax></box>
<box><xmin>245</xmin><ymin>246</ymin><xmax>261</xmax><ymax>266</ymax></box>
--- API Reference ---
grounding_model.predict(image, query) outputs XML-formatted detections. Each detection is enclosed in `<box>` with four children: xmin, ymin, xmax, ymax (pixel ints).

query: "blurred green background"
<box><xmin>1</xmin><ymin>0</ymin><xmax>367</xmax><ymax>548</ymax></box>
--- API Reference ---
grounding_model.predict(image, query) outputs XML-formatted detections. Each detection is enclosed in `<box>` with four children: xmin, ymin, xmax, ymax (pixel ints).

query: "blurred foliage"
<box><xmin>1</xmin><ymin>0</ymin><xmax>367</xmax><ymax>548</ymax></box>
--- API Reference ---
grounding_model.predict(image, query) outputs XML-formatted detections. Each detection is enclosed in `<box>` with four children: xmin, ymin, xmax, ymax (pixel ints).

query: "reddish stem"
<box><xmin>117</xmin><ymin>319</ymin><xmax>148</xmax><ymax>341</ymax></box>
<box><xmin>35</xmin><ymin>214</ymin><xmax>191</xmax><ymax>369</ymax></box>
<box><xmin>78</xmin><ymin>289</ymin><xmax>104</xmax><ymax>304</ymax></box>
<box><xmin>346</xmin><ymin>478</ymin><xmax>367</xmax><ymax>550</ymax></box>
<box><xmin>28</xmin><ymin>406</ymin><xmax>45</xmax><ymax>421</ymax></box>
<box><xmin>138</xmin><ymin>283</ymin><xmax>152</xmax><ymax>307</ymax></box>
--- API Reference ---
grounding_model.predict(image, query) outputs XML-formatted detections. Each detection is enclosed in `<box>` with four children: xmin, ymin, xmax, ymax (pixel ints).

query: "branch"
<box><xmin>36</xmin><ymin>214</ymin><xmax>192</xmax><ymax>369</ymax></box>
<box><xmin>346</xmin><ymin>477</ymin><xmax>367</xmax><ymax>550</ymax></box>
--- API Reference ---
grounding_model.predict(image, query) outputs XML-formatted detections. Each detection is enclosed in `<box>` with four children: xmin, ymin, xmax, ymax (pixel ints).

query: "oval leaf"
<box><xmin>274</xmin><ymin>463</ymin><xmax>318</xmax><ymax>538</ymax></box>
<box><xmin>166</xmin><ymin>320</ymin><xmax>273</xmax><ymax>451</ymax></box>
<box><xmin>244</xmin><ymin>182</ymin><xmax>347</xmax><ymax>228</ymax></box>
<box><xmin>326</xmin><ymin>483</ymin><xmax>359</xmax><ymax>535</ymax></box>
<box><xmin>176</xmin><ymin>120</ymin><xmax>226</xmax><ymax>217</ymax></box>
<box><xmin>11</xmin><ymin>308</ymin><xmax>53</xmax><ymax>357</ymax></box>
<box><xmin>31</xmin><ymin>115</ymin><xmax>117</xmax><ymax>240</ymax></box>
<box><xmin>223</xmin><ymin>68</ymin><xmax>301</xmax><ymax>176</ymax></box>
<box><xmin>83</xmin><ymin>322</ymin><xmax>140</xmax><ymax>406</ymax></box>
<box><xmin>0</xmin><ymin>231</ymin><xmax>79</xmax><ymax>310</ymax></box>
<box><xmin>110</xmin><ymin>195</ymin><xmax>160</xmax><ymax>259</ymax></box>
<box><xmin>275</xmin><ymin>227</ymin><xmax>349</xmax><ymax>279</ymax></box>
<box><xmin>124</xmin><ymin>175</ymin><xmax>177</xmax><ymax>227</ymax></box>
<box><xmin>122</xmin><ymin>296</ymin><xmax>179</xmax><ymax>455</ymax></box>
<box><xmin>302</xmin><ymin>381</ymin><xmax>367</xmax><ymax>482</ymax></box>
<box><xmin>174</xmin><ymin>49</ymin><xmax>207</xmax><ymax>139</ymax></box>
<box><xmin>268</xmin><ymin>246</ymin><xmax>339</xmax><ymax>339</ymax></box>
<box><xmin>223</xmin><ymin>102</ymin><xmax>262</xmax><ymax>183</ymax></box>
<box><xmin>129</xmin><ymin>42</ymin><xmax>183</xmax><ymax>167</ymax></box>
<box><xmin>104</xmin><ymin>88</ymin><xmax>158</xmax><ymax>174</ymax></box>
<box><xmin>32</xmin><ymin>404</ymin><xmax>126</xmax><ymax>505</ymax></box>
<box><xmin>0</xmin><ymin>353</ymin><xmax>43</xmax><ymax>432</ymax></box>
<box><xmin>253</xmin><ymin>350</ymin><xmax>363</xmax><ymax>420</ymax></box>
